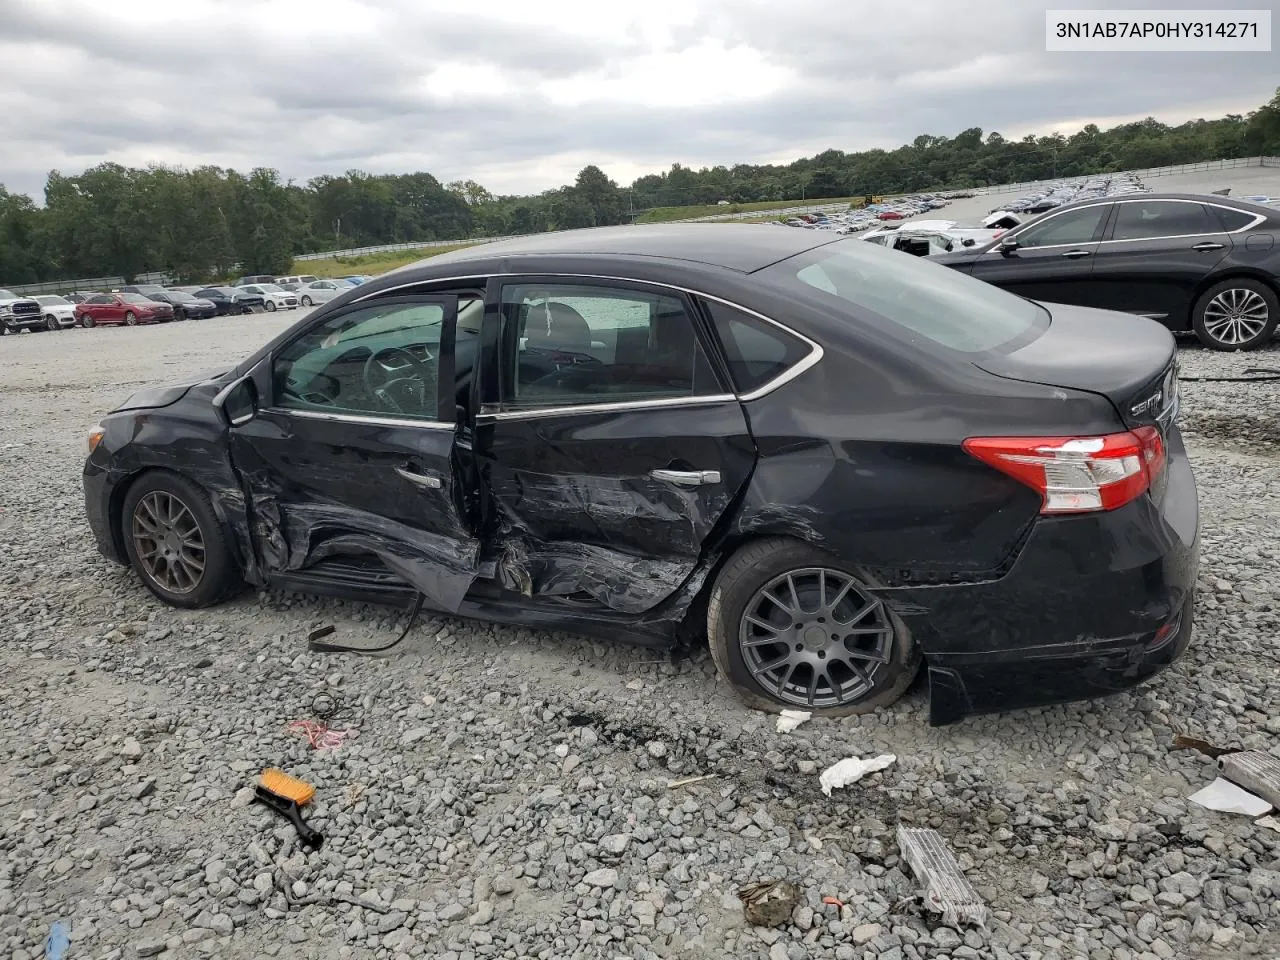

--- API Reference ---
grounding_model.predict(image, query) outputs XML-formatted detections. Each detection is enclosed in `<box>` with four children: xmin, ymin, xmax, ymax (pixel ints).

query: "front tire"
<box><xmin>265</xmin><ymin>300</ymin><xmax>277</xmax><ymax>312</ymax></box>
<box><xmin>121</xmin><ymin>472</ymin><xmax>243</xmax><ymax>609</ymax></box>
<box><xmin>80</xmin><ymin>314</ymin><xmax>95</xmax><ymax>328</ymax></box>
<box><xmin>1192</xmin><ymin>279</ymin><xmax>1278</xmax><ymax>351</ymax></box>
<box><xmin>301</xmin><ymin>295</ymin><xmax>313</xmax><ymax>307</ymax></box>
<box><xmin>124</xmin><ymin>311</ymin><xmax>138</xmax><ymax>326</ymax></box>
<box><xmin>46</xmin><ymin>314</ymin><xmax>59</xmax><ymax>331</ymax></box>
<box><xmin>707</xmin><ymin>539</ymin><xmax>920</xmax><ymax>716</ymax></box>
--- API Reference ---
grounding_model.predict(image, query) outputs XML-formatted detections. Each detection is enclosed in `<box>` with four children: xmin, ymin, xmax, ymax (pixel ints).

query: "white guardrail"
<box><xmin>8</xmin><ymin>157</ymin><xmax>1278</xmax><ymax>293</ymax></box>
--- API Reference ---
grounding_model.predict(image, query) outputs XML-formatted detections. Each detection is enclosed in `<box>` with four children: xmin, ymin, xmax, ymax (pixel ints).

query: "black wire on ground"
<box><xmin>307</xmin><ymin>592</ymin><xmax>426</xmax><ymax>654</ymax></box>
<box><xmin>1179</xmin><ymin>367</ymin><xmax>1280</xmax><ymax>383</ymax></box>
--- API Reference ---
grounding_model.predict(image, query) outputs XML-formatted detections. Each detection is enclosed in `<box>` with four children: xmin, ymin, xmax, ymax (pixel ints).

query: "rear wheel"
<box><xmin>121</xmin><ymin>472</ymin><xmax>242</xmax><ymax>608</ymax></box>
<box><xmin>124</xmin><ymin>311</ymin><xmax>138</xmax><ymax>326</ymax></box>
<box><xmin>1192</xmin><ymin>279</ymin><xmax>1278</xmax><ymax>351</ymax></box>
<box><xmin>707</xmin><ymin>539</ymin><xmax>920</xmax><ymax>716</ymax></box>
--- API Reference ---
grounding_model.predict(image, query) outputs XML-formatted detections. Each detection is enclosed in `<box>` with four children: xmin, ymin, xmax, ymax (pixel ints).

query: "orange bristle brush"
<box><xmin>253</xmin><ymin>768</ymin><xmax>323</xmax><ymax>849</ymax></box>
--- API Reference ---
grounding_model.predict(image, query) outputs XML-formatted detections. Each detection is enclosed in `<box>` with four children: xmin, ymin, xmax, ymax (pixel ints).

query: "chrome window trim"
<box><xmin>355</xmin><ymin>272</ymin><xmax>824</xmax><ymax>406</ymax></box>
<box><xmin>1097</xmin><ymin>198</ymin><xmax>1268</xmax><ymax>244</ymax></box>
<box><xmin>261</xmin><ymin>406</ymin><xmax>454</xmax><ymax>431</ymax></box>
<box><xmin>476</xmin><ymin>393</ymin><xmax>739</xmax><ymax>423</ymax></box>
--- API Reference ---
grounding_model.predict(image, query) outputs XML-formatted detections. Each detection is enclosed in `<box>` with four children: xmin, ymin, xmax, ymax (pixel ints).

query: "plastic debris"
<box><xmin>1257</xmin><ymin>815</ymin><xmax>1280</xmax><ymax>834</ymax></box>
<box><xmin>288</xmin><ymin>719</ymin><xmax>352</xmax><ymax>750</ymax></box>
<box><xmin>666</xmin><ymin>774</ymin><xmax>717</xmax><ymax>790</ymax></box>
<box><xmin>1172</xmin><ymin>733</ymin><xmax>1237</xmax><ymax>759</ymax></box>
<box><xmin>821</xmin><ymin>895</ymin><xmax>846</xmax><ymax>908</ymax></box>
<box><xmin>776</xmin><ymin>710</ymin><xmax>812</xmax><ymax>733</ymax></box>
<box><xmin>1188</xmin><ymin>777</ymin><xmax>1272</xmax><ymax>817</ymax></box>
<box><xmin>44</xmin><ymin>920</ymin><xmax>70</xmax><ymax>960</ymax></box>
<box><xmin>736</xmin><ymin>878</ymin><xmax>802</xmax><ymax>927</ymax></box>
<box><xmin>897</xmin><ymin>827</ymin><xmax>988</xmax><ymax>929</ymax></box>
<box><xmin>1218</xmin><ymin>751</ymin><xmax>1280</xmax><ymax>809</ymax></box>
<box><xmin>819</xmin><ymin>754</ymin><xmax>896</xmax><ymax>796</ymax></box>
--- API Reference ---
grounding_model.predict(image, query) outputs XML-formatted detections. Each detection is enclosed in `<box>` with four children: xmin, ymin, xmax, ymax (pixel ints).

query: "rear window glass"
<box><xmin>1212</xmin><ymin>206</ymin><xmax>1259</xmax><ymax>232</ymax></box>
<box><xmin>704</xmin><ymin>300</ymin><xmax>812</xmax><ymax>393</ymax></box>
<box><xmin>764</xmin><ymin>238</ymin><xmax>1047</xmax><ymax>354</ymax></box>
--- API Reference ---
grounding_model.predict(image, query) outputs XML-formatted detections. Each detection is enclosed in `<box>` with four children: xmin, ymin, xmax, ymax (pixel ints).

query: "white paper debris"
<box><xmin>818</xmin><ymin>754</ymin><xmax>896</xmax><ymax>796</ymax></box>
<box><xmin>775</xmin><ymin>710</ymin><xmax>811</xmax><ymax>733</ymax></box>
<box><xmin>1188</xmin><ymin>777</ymin><xmax>1273</xmax><ymax>817</ymax></box>
<box><xmin>1256</xmin><ymin>815</ymin><xmax>1280</xmax><ymax>834</ymax></box>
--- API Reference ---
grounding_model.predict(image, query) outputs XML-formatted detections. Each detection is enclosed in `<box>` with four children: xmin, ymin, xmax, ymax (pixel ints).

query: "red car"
<box><xmin>877</xmin><ymin>211</ymin><xmax>905</xmax><ymax>221</ymax></box>
<box><xmin>75</xmin><ymin>293</ymin><xmax>175</xmax><ymax>328</ymax></box>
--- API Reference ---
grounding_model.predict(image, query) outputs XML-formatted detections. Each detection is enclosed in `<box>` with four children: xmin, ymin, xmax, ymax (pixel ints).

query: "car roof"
<box><xmin>410</xmin><ymin>224</ymin><xmax>844</xmax><ymax>275</ymax></box>
<box><xmin>1038</xmin><ymin>191</ymin><xmax>1278</xmax><ymax>218</ymax></box>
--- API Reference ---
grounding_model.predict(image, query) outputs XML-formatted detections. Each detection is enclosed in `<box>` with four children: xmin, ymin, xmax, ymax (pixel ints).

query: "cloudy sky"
<box><xmin>0</xmin><ymin>0</ymin><xmax>1274</xmax><ymax>199</ymax></box>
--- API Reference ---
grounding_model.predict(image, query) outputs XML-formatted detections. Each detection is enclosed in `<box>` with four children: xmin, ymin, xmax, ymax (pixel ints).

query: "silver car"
<box><xmin>294</xmin><ymin>280</ymin><xmax>346</xmax><ymax>307</ymax></box>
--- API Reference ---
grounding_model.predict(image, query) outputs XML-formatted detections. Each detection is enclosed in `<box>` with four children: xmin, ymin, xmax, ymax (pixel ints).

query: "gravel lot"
<box><xmin>1</xmin><ymin>314</ymin><xmax>1278</xmax><ymax>960</ymax></box>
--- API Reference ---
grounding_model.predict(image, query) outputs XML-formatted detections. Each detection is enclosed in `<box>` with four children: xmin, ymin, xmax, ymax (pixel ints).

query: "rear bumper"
<box><xmin>894</xmin><ymin>427</ymin><xmax>1200</xmax><ymax>725</ymax></box>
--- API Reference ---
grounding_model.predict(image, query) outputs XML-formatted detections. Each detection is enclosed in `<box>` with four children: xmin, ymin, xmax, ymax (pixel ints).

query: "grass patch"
<box><xmin>635</xmin><ymin>197</ymin><xmax>865</xmax><ymax>224</ymax></box>
<box><xmin>294</xmin><ymin>241</ymin><xmax>487</xmax><ymax>278</ymax></box>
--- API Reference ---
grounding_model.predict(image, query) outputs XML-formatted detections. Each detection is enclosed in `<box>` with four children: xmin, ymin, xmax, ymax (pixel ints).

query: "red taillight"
<box><xmin>963</xmin><ymin>427</ymin><xmax>1166</xmax><ymax>514</ymax></box>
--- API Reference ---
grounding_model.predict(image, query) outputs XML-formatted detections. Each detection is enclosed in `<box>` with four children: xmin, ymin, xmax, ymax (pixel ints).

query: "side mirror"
<box><xmin>213</xmin><ymin>375</ymin><xmax>258</xmax><ymax>427</ymax></box>
<box><xmin>999</xmin><ymin>237</ymin><xmax>1020</xmax><ymax>255</ymax></box>
<box><xmin>962</xmin><ymin>238</ymin><xmax>976</xmax><ymax>247</ymax></box>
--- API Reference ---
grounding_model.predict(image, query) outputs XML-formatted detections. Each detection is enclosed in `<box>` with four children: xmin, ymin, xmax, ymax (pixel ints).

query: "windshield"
<box><xmin>120</xmin><ymin>293</ymin><xmax>154</xmax><ymax>304</ymax></box>
<box><xmin>256</xmin><ymin>283</ymin><xmax>285</xmax><ymax>293</ymax></box>
<box><xmin>36</xmin><ymin>295</ymin><xmax>70</xmax><ymax>305</ymax></box>
<box><xmin>168</xmin><ymin>292</ymin><xmax>196</xmax><ymax>303</ymax></box>
<box><xmin>764</xmin><ymin>238</ymin><xmax>1047</xmax><ymax>354</ymax></box>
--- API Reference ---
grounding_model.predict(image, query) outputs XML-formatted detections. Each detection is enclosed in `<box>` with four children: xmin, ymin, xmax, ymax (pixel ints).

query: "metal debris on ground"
<box><xmin>736</xmin><ymin>878</ymin><xmax>802</xmax><ymax>927</ymax></box>
<box><xmin>776</xmin><ymin>709</ymin><xmax>812</xmax><ymax>733</ymax></box>
<box><xmin>818</xmin><ymin>754</ymin><xmax>896</xmax><ymax>796</ymax></box>
<box><xmin>897</xmin><ymin>827</ymin><xmax>989</xmax><ymax>929</ymax></box>
<box><xmin>667</xmin><ymin>774</ymin><xmax>717</xmax><ymax>789</ymax></box>
<box><xmin>1172</xmin><ymin>733</ymin><xmax>1238</xmax><ymax>759</ymax></box>
<box><xmin>1187</xmin><ymin>778</ymin><xmax>1271</xmax><ymax>817</ymax></box>
<box><xmin>1218</xmin><ymin>751</ymin><xmax>1280</xmax><ymax>809</ymax></box>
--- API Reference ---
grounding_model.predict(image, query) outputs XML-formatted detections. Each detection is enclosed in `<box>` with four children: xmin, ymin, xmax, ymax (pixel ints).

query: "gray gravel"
<box><xmin>1</xmin><ymin>319</ymin><xmax>1278</xmax><ymax>960</ymax></box>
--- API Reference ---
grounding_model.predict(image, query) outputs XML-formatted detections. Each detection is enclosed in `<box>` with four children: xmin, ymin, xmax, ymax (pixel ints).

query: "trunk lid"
<box><xmin>976</xmin><ymin>302</ymin><xmax>1178</xmax><ymax>431</ymax></box>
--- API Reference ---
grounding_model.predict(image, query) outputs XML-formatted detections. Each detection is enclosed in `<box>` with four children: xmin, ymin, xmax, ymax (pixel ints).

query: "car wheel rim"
<box><xmin>1203</xmin><ymin>289</ymin><xmax>1269</xmax><ymax>345</ymax></box>
<box><xmin>739</xmin><ymin>567</ymin><xmax>894</xmax><ymax>709</ymax></box>
<box><xmin>131</xmin><ymin>491</ymin><xmax>206</xmax><ymax>594</ymax></box>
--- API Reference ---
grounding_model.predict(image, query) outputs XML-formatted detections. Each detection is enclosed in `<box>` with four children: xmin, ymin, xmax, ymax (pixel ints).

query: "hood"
<box><xmin>114</xmin><ymin>369</ymin><xmax>228</xmax><ymax>412</ymax></box>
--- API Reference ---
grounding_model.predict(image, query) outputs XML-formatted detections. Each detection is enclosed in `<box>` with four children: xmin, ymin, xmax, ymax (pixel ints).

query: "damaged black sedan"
<box><xmin>83</xmin><ymin>225</ymin><xmax>1198</xmax><ymax>724</ymax></box>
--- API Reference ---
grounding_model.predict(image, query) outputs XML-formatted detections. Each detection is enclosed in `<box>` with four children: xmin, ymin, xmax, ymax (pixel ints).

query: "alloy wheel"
<box><xmin>738</xmin><ymin>567</ymin><xmax>894</xmax><ymax>709</ymax></box>
<box><xmin>46</xmin><ymin>315</ymin><xmax>58</xmax><ymax>331</ymax></box>
<box><xmin>1202</xmin><ymin>288</ymin><xmax>1269</xmax><ymax>346</ymax></box>
<box><xmin>131</xmin><ymin>490</ymin><xmax>206</xmax><ymax>594</ymax></box>
<box><xmin>125</xmin><ymin>311</ymin><xmax>138</xmax><ymax>326</ymax></box>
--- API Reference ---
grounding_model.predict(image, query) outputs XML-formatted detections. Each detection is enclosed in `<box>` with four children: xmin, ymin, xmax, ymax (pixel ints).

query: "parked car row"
<box><xmin>996</xmin><ymin>173</ymin><xmax>1149</xmax><ymax>215</ymax></box>
<box><xmin>780</xmin><ymin>193</ymin><xmax>957</xmax><ymax>236</ymax></box>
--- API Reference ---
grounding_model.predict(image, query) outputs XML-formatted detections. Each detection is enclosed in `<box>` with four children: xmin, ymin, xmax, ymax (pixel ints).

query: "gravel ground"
<box><xmin>1</xmin><ymin>318</ymin><xmax>1278</xmax><ymax>960</ymax></box>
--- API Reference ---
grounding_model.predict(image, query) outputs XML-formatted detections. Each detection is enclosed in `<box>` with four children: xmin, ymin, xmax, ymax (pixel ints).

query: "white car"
<box><xmin>237</xmin><ymin>283</ymin><xmax>300</xmax><ymax>312</ymax></box>
<box><xmin>274</xmin><ymin>274</ymin><xmax>319</xmax><ymax>292</ymax></box>
<box><xmin>33</xmin><ymin>295</ymin><xmax>79</xmax><ymax>330</ymax></box>
<box><xmin>294</xmin><ymin>280</ymin><xmax>346</xmax><ymax>307</ymax></box>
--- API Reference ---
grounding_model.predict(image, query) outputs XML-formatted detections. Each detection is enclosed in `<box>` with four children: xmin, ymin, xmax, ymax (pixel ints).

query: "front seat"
<box><xmin>522</xmin><ymin>301</ymin><xmax>593</xmax><ymax>353</ymax></box>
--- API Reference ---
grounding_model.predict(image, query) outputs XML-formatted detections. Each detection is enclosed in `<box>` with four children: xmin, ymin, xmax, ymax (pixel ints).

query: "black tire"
<box><xmin>301</xmin><ymin>295</ymin><xmax>313</xmax><ymax>307</ymax></box>
<box><xmin>80</xmin><ymin>314</ymin><xmax>95</xmax><ymax>328</ymax></box>
<box><xmin>1191</xmin><ymin>278</ymin><xmax>1278</xmax><ymax>351</ymax></box>
<box><xmin>707</xmin><ymin>538</ymin><xmax>920</xmax><ymax>717</ymax></box>
<box><xmin>265</xmin><ymin>300</ymin><xmax>277</xmax><ymax>312</ymax></box>
<box><xmin>124</xmin><ymin>311</ymin><xmax>138</xmax><ymax>326</ymax></box>
<box><xmin>120</xmin><ymin>471</ymin><xmax>243</xmax><ymax>609</ymax></box>
<box><xmin>46</xmin><ymin>314</ymin><xmax>59</xmax><ymax>332</ymax></box>
<box><xmin>174</xmin><ymin>307</ymin><xmax>186</xmax><ymax>322</ymax></box>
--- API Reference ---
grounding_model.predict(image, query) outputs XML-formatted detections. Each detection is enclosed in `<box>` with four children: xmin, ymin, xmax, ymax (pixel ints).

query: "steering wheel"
<box><xmin>362</xmin><ymin>346</ymin><xmax>435</xmax><ymax>414</ymax></box>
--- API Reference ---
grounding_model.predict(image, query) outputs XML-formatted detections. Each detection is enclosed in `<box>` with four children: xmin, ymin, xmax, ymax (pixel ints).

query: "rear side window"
<box><xmin>704</xmin><ymin>300</ymin><xmax>811</xmax><ymax>393</ymax></box>
<box><xmin>766</xmin><ymin>238</ymin><xmax>1047</xmax><ymax>355</ymax></box>
<box><xmin>1212</xmin><ymin>206</ymin><xmax>1259</xmax><ymax>232</ymax></box>
<box><xmin>1111</xmin><ymin>201</ymin><xmax>1217</xmax><ymax>241</ymax></box>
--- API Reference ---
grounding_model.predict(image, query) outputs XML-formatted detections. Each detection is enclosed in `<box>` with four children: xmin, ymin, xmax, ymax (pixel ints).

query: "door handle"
<box><xmin>649</xmin><ymin>469</ymin><xmax>721</xmax><ymax>486</ymax></box>
<box><xmin>395</xmin><ymin>466</ymin><xmax>442</xmax><ymax>489</ymax></box>
<box><xmin>1192</xmin><ymin>241</ymin><xmax>1225</xmax><ymax>251</ymax></box>
<box><xmin>1060</xmin><ymin>249</ymin><xmax>1091</xmax><ymax>259</ymax></box>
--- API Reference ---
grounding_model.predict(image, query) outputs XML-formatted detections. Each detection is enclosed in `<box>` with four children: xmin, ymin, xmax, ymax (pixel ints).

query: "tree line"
<box><xmin>1</xmin><ymin>89</ymin><xmax>1277</xmax><ymax>285</ymax></box>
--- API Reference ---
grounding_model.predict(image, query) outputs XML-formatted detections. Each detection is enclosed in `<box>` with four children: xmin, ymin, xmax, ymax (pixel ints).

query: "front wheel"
<box><xmin>1192</xmin><ymin>279</ymin><xmax>1278</xmax><ymax>351</ymax></box>
<box><xmin>121</xmin><ymin>472</ymin><xmax>243</xmax><ymax>609</ymax></box>
<box><xmin>707</xmin><ymin>539</ymin><xmax>920</xmax><ymax>716</ymax></box>
<box><xmin>301</xmin><ymin>295</ymin><xmax>313</xmax><ymax>307</ymax></box>
<box><xmin>174</xmin><ymin>307</ymin><xmax>185</xmax><ymax>322</ymax></box>
<box><xmin>265</xmin><ymin>300</ymin><xmax>277</xmax><ymax>312</ymax></box>
<box><xmin>124</xmin><ymin>311</ymin><xmax>138</xmax><ymax>326</ymax></box>
<box><xmin>46</xmin><ymin>314</ymin><xmax>60</xmax><ymax>331</ymax></box>
<box><xmin>80</xmin><ymin>314</ymin><xmax>95</xmax><ymax>328</ymax></box>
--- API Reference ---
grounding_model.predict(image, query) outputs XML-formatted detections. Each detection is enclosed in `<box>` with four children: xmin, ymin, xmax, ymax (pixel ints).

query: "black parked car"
<box><xmin>194</xmin><ymin>286</ymin><xmax>265</xmax><ymax>316</ymax></box>
<box><xmin>83</xmin><ymin>225</ymin><xmax>1198</xmax><ymax>725</ymax></box>
<box><xmin>146</xmin><ymin>289</ymin><xmax>219</xmax><ymax>321</ymax></box>
<box><xmin>936</xmin><ymin>193</ymin><xmax>1280</xmax><ymax>351</ymax></box>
